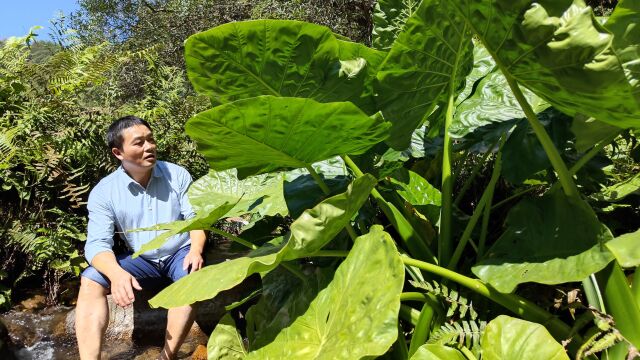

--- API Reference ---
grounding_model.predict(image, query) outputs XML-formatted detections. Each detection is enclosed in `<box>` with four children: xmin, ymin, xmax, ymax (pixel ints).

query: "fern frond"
<box><xmin>428</xmin><ymin>320</ymin><xmax>486</xmax><ymax>350</ymax></box>
<box><xmin>0</xmin><ymin>127</ymin><xmax>19</xmax><ymax>168</ymax></box>
<box><xmin>411</xmin><ymin>280</ymin><xmax>478</xmax><ymax>320</ymax></box>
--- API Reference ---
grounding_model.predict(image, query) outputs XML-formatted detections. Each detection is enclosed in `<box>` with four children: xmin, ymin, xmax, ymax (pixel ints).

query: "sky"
<box><xmin>0</xmin><ymin>0</ymin><xmax>80</xmax><ymax>41</ymax></box>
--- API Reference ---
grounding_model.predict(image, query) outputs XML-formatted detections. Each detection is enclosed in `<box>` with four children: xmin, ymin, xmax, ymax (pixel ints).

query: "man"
<box><xmin>75</xmin><ymin>116</ymin><xmax>206</xmax><ymax>360</ymax></box>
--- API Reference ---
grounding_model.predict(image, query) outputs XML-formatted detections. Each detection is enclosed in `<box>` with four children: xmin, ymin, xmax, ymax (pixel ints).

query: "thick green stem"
<box><xmin>401</xmin><ymin>292</ymin><xmax>430</xmax><ymax>302</ymax></box>
<box><xmin>305</xmin><ymin>164</ymin><xmax>357</xmax><ymax>240</ymax></box>
<box><xmin>409</xmin><ymin>298</ymin><xmax>439</xmax><ymax>357</ymax></box>
<box><xmin>459</xmin><ymin>346</ymin><xmax>478</xmax><ymax>360</ymax></box>
<box><xmin>503</xmin><ymin>75</ymin><xmax>579</xmax><ymax>198</ymax></box>
<box><xmin>305</xmin><ymin>164</ymin><xmax>332</xmax><ymax>195</ymax></box>
<box><xmin>440</xmin><ymin>90</ymin><xmax>455</xmax><ymax>265</ymax></box>
<box><xmin>401</xmin><ymin>256</ymin><xmax>575</xmax><ymax>344</ymax></box>
<box><xmin>449</xmin><ymin>137</ymin><xmax>504</xmax><ymax>269</ymax></box>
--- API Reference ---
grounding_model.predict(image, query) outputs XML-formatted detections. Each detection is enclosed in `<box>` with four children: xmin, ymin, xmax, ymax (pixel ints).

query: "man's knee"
<box><xmin>79</xmin><ymin>276</ymin><xmax>109</xmax><ymax>299</ymax></box>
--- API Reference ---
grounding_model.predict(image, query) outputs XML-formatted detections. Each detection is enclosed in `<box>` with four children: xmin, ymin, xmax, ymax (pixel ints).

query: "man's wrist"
<box><xmin>189</xmin><ymin>244</ymin><xmax>204</xmax><ymax>254</ymax></box>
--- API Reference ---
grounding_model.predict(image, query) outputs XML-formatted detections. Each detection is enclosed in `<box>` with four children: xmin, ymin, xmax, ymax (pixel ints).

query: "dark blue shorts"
<box><xmin>81</xmin><ymin>245</ymin><xmax>192</xmax><ymax>290</ymax></box>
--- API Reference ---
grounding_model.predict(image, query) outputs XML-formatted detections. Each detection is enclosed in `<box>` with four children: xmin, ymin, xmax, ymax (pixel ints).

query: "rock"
<box><xmin>0</xmin><ymin>319</ymin><xmax>16</xmax><ymax>360</ymax></box>
<box><xmin>18</xmin><ymin>294</ymin><xmax>46</xmax><ymax>311</ymax></box>
<box><xmin>65</xmin><ymin>274</ymin><xmax>259</xmax><ymax>348</ymax></box>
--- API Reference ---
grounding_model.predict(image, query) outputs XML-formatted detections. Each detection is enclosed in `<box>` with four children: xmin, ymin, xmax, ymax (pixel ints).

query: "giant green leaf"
<box><xmin>449</xmin><ymin>0</ymin><xmax>640</xmax><ymax>129</ymax></box>
<box><xmin>455</xmin><ymin>43</ymin><xmax>494</xmax><ymax>106</ymax></box>
<box><xmin>285</xmin><ymin>174</ymin><xmax>377</xmax><ymax>259</ymax></box>
<box><xmin>149</xmin><ymin>243</ymin><xmax>284</xmax><ymax>308</ymax></box>
<box><xmin>410</xmin><ymin>344</ymin><xmax>466</xmax><ymax>360</ymax></box>
<box><xmin>472</xmin><ymin>190</ymin><xmax>614</xmax><ymax>293</ymax></box>
<box><xmin>189</xmin><ymin>169</ymin><xmax>288</xmax><ymax>219</ymax></box>
<box><xmin>186</xmin><ymin>96</ymin><xmax>390</xmax><ymax>177</ymax></box>
<box><xmin>372</xmin><ymin>0</ymin><xmax>421</xmax><ymax>50</ymax></box>
<box><xmin>375</xmin><ymin>0</ymin><xmax>474</xmax><ymax>150</ymax></box>
<box><xmin>245</xmin><ymin>226</ymin><xmax>404</xmax><ymax>359</ymax></box>
<box><xmin>481</xmin><ymin>315</ymin><xmax>569</xmax><ymax>360</ymax></box>
<box><xmin>450</xmin><ymin>68</ymin><xmax>549</xmax><ymax>138</ymax></box>
<box><xmin>184</xmin><ymin>20</ymin><xmax>385</xmax><ymax>113</ymax></box>
<box><xmin>132</xmin><ymin>201</ymin><xmax>236</xmax><ymax>258</ymax></box>
<box><xmin>605</xmin><ymin>0</ymin><xmax>640</xmax><ymax>105</ymax></box>
<box><xmin>149</xmin><ymin>175</ymin><xmax>376</xmax><ymax>308</ymax></box>
<box><xmin>207</xmin><ymin>313</ymin><xmax>247</xmax><ymax>360</ymax></box>
<box><xmin>605</xmin><ymin>229</ymin><xmax>640</xmax><ymax>268</ymax></box>
<box><xmin>246</xmin><ymin>267</ymin><xmax>332</xmax><ymax>350</ymax></box>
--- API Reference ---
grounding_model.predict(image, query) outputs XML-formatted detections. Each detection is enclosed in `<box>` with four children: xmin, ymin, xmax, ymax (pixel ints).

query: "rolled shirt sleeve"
<box><xmin>84</xmin><ymin>185</ymin><xmax>116</xmax><ymax>265</ymax></box>
<box><xmin>178</xmin><ymin>169</ymin><xmax>196</xmax><ymax>220</ymax></box>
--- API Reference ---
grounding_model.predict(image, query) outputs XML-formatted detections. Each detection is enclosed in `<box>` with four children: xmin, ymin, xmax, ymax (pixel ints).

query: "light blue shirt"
<box><xmin>85</xmin><ymin>161</ymin><xmax>196</xmax><ymax>264</ymax></box>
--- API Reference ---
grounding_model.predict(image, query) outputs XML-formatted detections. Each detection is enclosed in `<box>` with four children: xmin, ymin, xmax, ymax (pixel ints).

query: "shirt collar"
<box><xmin>118</xmin><ymin>162</ymin><xmax>163</xmax><ymax>187</ymax></box>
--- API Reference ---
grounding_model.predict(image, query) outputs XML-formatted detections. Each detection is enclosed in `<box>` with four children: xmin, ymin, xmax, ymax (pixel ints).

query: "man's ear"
<box><xmin>112</xmin><ymin>147</ymin><xmax>124</xmax><ymax>161</ymax></box>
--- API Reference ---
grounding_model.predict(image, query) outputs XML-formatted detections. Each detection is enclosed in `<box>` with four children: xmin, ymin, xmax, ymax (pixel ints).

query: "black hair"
<box><xmin>106</xmin><ymin>116</ymin><xmax>152</xmax><ymax>150</ymax></box>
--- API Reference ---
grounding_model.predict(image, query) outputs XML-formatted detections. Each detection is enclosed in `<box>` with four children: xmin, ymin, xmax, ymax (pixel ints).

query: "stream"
<box><xmin>1</xmin><ymin>304</ymin><xmax>206</xmax><ymax>359</ymax></box>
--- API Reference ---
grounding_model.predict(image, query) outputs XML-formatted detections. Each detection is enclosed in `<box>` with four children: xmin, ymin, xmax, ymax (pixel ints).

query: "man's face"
<box><xmin>112</xmin><ymin>124</ymin><xmax>157</xmax><ymax>171</ymax></box>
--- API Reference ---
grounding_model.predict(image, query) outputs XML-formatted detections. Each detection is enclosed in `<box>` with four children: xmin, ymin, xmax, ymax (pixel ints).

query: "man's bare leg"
<box><xmin>158</xmin><ymin>305</ymin><xmax>196</xmax><ymax>360</ymax></box>
<box><xmin>76</xmin><ymin>277</ymin><xmax>109</xmax><ymax>359</ymax></box>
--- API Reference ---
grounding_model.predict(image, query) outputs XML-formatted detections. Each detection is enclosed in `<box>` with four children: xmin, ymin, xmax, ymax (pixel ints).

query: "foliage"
<box><xmin>129</xmin><ymin>0</ymin><xmax>640</xmax><ymax>359</ymax></box>
<box><xmin>2</xmin><ymin>0</ymin><xmax>640</xmax><ymax>359</ymax></box>
<box><xmin>0</xmin><ymin>29</ymin><xmax>207</xmax><ymax>305</ymax></box>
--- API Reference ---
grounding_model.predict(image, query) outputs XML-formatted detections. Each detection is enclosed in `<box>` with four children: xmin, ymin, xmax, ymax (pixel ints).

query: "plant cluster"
<box><xmin>135</xmin><ymin>0</ymin><xmax>640</xmax><ymax>359</ymax></box>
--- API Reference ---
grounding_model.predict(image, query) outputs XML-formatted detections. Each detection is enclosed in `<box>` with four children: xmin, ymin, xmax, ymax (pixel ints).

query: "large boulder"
<box><xmin>65</xmin><ymin>274</ymin><xmax>259</xmax><ymax>344</ymax></box>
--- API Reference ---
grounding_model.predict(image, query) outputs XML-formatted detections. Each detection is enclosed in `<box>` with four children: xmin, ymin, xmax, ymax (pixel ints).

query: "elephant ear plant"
<box><xmin>133</xmin><ymin>0</ymin><xmax>640</xmax><ymax>358</ymax></box>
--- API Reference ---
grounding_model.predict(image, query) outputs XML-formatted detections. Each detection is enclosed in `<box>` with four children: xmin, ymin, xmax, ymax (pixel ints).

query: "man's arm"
<box><xmin>91</xmin><ymin>251</ymin><xmax>142</xmax><ymax>307</ymax></box>
<box><xmin>86</xmin><ymin>187</ymin><xmax>140</xmax><ymax>307</ymax></box>
<box><xmin>182</xmin><ymin>230</ymin><xmax>206</xmax><ymax>273</ymax></box>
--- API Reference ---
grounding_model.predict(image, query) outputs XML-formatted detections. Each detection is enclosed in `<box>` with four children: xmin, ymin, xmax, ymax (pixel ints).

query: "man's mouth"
<box><xmin>144</xmin><ymin>154</ymin><xmax>156</xmax><ymax>160</ymax></box>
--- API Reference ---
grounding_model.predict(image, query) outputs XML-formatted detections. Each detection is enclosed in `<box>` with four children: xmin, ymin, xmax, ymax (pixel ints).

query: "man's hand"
<box><xmin>109</xmin><ymin>269</ymin><xmax>142</xmax><ymax>307</ymax></box>
<box><xmin>182</xmin><ymin>250</ymin><xmax>204</xmax><ymax>274</ymax></box>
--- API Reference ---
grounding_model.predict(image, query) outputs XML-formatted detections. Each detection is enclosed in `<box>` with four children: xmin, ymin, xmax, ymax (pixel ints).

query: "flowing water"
<box><xmin>1</xmin><ymin>305</ymin><xmax>204</xmax><ymax>359</ymax></box>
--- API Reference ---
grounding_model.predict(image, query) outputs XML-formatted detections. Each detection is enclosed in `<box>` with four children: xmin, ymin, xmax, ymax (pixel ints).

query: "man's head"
<box><xmin>106</xmin><ymin>116</ymin><xmax>157</xmax><ymax>171</ymax></box>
